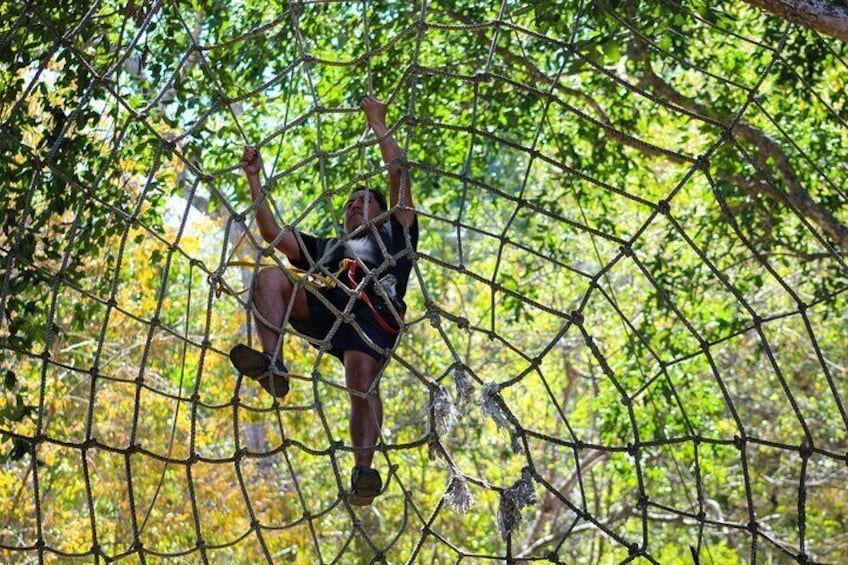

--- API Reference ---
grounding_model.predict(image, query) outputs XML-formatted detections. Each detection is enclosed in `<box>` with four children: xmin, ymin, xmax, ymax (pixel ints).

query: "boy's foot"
<box><xmin>229</xmin><ymin>344</ymin><xmax>289</xmax><ymax>398</ymax></box>
<box><xmin>349</xmin><ymin>465</ymin><xmax>383</xmax><ymax>506</ymax></box>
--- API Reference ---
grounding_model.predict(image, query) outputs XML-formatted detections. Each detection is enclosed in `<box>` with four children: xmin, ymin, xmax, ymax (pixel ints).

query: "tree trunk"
<box><xmin>743</xmin><ymin>0</ymin><xmax>848</xmax><ymax>42</ymax></box>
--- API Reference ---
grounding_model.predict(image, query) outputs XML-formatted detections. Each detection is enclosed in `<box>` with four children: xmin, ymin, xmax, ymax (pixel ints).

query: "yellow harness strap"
<box><xmin>221</xmin><ymin>258</ymin><xmax>354</xmax><ymax>296</ymax></box>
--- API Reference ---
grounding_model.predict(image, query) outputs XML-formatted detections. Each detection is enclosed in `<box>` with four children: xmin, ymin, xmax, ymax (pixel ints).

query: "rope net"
<box><xmin>2</xmin><ymin>1</ymin><xmax>847</xmax><ymax>563</ymax></box>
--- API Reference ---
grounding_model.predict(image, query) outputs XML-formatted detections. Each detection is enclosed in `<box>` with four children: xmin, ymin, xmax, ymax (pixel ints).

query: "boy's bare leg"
<box><xmin>344</xmin><ymin>350</ymin><xmax>384</xmax><ymax>505</ymax></box>
<box><xmin>253</xmin><ymin>268</ymin><xmax>310</xmax><ymax>356</ymax></box>
<box><xmin>231</xmin><ymin>268</ymin><xmax>310</xmax><ymax>397</ymax></box>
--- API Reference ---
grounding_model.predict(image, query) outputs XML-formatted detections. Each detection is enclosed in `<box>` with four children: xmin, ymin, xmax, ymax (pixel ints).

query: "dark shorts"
<box><xmin>289</xmin><ymin>286</ymin><xmax>398</xmax><ymax>362</ymax></box>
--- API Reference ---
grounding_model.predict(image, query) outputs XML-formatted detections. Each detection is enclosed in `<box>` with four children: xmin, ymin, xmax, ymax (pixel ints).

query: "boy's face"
<box><xmin>344</xmin><ymin>190</ymin><xmax>383</xmax><ymax>233</ymax></box>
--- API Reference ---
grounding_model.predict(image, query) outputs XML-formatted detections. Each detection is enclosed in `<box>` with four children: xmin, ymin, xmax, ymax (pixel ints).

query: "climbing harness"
<box><xmin>345</xmin><ymin>258</ymin><xmax>405</xmax><ymax>335</ymax></box>
<box><xmin>225</xmin><ymin>256</ymin><xmax>404</xmax><ymax>334</ymax></box>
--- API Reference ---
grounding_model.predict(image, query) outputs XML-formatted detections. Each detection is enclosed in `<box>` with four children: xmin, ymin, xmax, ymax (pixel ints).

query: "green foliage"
<box><xmin>0</xmin><ymin>370</ymin><xmax>34</xmax><ymax>463</ymax></box>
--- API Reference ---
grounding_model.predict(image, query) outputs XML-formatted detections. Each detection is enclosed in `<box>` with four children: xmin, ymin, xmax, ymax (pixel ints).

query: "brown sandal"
<box><xmin>349</xmin><ymin>465</ymin><xmax>383</xmax><ymax>506</ymax></box>
<box><xmin>229</xmin><ymin>344</ymin><xmax>289</xmax><ymax>398</ymax></box>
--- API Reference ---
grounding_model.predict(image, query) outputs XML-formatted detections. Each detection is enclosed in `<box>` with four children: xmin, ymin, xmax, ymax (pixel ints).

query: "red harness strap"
<box><xmin>346</xmin><ymin>259</ymin><xmax>404</xmax><ymax>335</ymax></box>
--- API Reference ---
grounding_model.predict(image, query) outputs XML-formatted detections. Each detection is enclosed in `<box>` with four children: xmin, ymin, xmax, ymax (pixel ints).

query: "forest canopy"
<box><xmin>1</xmin><ymin>1</ymin><xmax>846</xmax><ymax>563</ymax></box>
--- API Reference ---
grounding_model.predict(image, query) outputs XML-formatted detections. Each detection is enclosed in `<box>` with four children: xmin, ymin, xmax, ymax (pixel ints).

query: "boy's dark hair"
<box><xmin>351</xmin><ymin>186</ymin><xmax>387</xmax><ymax>212</ymax></box>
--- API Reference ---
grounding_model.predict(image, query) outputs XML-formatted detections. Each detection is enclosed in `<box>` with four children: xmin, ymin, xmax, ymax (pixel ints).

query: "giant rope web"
<box><xmin>2</xmin><ymin>1</ymin><xmax>848</xmax><ymax>563</ymax></box>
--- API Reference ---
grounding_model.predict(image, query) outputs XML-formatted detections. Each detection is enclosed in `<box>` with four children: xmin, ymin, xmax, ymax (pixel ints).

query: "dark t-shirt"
<box><xmin>290</xmin><ymin>215</ymin><xmax>419</xmax><ymax>310</ymax></box>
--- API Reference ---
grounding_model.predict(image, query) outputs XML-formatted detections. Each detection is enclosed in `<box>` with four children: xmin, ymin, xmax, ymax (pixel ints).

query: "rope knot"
<box><xmin>799</xmin><ymin>442</ymin><xmax>813</xmax><ymax>459</ymax></box>
<box><xmin>629</xmin><ymin>543</ymin><xmax>641</xmax><ymax>556</ymax></box>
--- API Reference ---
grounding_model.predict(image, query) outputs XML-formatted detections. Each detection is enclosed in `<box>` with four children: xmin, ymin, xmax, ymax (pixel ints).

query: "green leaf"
<box><xmin>9</xmin><ymin>438</ymin><xmax>30</xmax><ymax>461</ymax></box>
<box><xmin>3</xmin><ymin>370</ymin><xmax>15</xmax><ymax>390</ymax></box>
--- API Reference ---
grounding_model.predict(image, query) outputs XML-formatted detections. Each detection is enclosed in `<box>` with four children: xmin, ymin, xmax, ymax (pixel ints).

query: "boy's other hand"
<box><xmin>240</xmin><ymin>145</ymin><xmax>262</xmax><ymax>177</ymax></box>
<box><xmin>360</xmin><ymin>96</ymin><xmax>387</xmax><ymax>129</ymax></box>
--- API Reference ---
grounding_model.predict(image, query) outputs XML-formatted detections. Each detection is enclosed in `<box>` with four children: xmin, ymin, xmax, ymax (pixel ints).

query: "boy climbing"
<box><xmin>230</xmin><ymin>95</ymin><xmax>417</xmax><ymax>506</ymax></box>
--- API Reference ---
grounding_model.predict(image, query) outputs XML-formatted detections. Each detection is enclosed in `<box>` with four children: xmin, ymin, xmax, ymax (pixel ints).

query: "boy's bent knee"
<box><xmin>344</xmin><ymin>352</ymin><xmax>382</xmax><ymax>394</ymax></box>
<box><xmin>255</xmin><ymin>268</ymin><xmax>294</xmax><ymax>298</ymax></box>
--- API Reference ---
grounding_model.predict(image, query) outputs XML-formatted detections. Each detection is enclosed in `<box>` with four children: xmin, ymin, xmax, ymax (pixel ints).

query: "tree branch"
<box><xmin>442</xmin><ymin>5</ymin><xmax>847</xmax><ymax>248</ymax></box>
<box><xmin>439</xmin><ymin>7</ymin><xmax>610</xmax><ymax>123</ymax></box>
<box><xmin>742</xmin><ymin>0</ymin><xmax>848</xmax><ymax>42</ymax></box>
<box><xmin>524</xmin><ymin>449</ymin><xmax>609</xmax><ymax>547</ymax></box>
<box><xmin>624</xmin><ymin>4</ymin><xmax>848</xmax><ymax>248</ymax></box>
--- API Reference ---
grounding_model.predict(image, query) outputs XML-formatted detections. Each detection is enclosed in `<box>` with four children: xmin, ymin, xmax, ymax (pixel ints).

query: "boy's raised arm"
<box><xmin>241</xmin><ymin>146</ymin><xmax>301</xmax><ymax>262</ymax></box>
<box><xmin>360</xmin><ymin>96</ymin><xmax>415</xmax><ymax>227</ymax></box>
